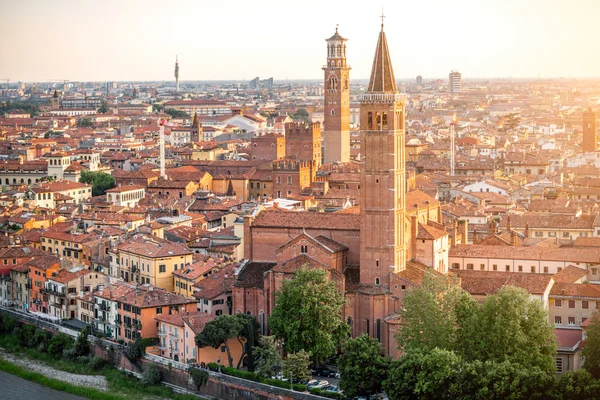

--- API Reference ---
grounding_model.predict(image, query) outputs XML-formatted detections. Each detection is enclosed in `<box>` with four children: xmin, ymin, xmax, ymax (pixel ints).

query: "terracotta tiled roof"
<box><xmin>182</xmin><ymin>312</ymin><xmax>214</xmax><ymax>334</ymax></box>
<box><xmin>395</xmin><ymin>261</ymin><xmax>444</xmax><ymax>286</ymax></box>
<box><xmin>450</xmin><ymin>244</ymin><xmax>600</xmax><ymax>263</ymax></box>
<box><xmin>114</xmin><ymin>236</ymin><xmax>192</xmax><ymax>258</ymax></box>
<box><xmin>120</xmin><ymin>286</ymin><xmax>196</xmax><ymax>308</ymax></box>
<box><xmin>48</xmin><ymin>268</ymin><xmax>89</xmax><ymax>284</ymax></box>
<box><xmin>453</xmin><ymin>269</ymin><xmax>552</xmax><ymax>296</ymax></box>
<box><xmin>550</xmin><ymin>282</ymin><xmax>600</xmax><ymax>298</ymax></box>
<box><xmin>552</xmin><ymin>266</ymin><xmax>588</xmax><ymax>283</ymax></box>
<box><xmin>252</xmin><ymin>209</ymin><xmax>359</xmax><ymax>231</ymax></box>
<box><xmin>499</xmin><ymin>214</ymin><xmax>596</xmax><ymax>230</ymax></box>
<box><xmin>417</xmin><ymin>223</ymin><xmax>448</xmax><ymax>240</ymax></box>
<box><xmin>233</xmin><ymin>262</ymin><xmax>276</xmax><ymax>289</ymax></box>
<box><xmin>24</xmin><ymin>255</ymin><xmax>60</xmax><ymax>270</ymax></box>
<box><xmin>192</xmin><ymin>262</ymin><xmax>237</xmax><ymax>300</ymax></box>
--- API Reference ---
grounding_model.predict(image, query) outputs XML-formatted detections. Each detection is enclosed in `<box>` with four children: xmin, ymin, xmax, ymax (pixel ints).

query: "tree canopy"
<box><xmin>253</xmin><ymin>336</ymin><xmax>281</xmax><ymax>378</ymax></box>
<box><xmin>268</xmin><ymin>265</ymin><xmax>349</xmax><ymax>364</ymax></box>
<box><xmin>98</xmin><ymin>100</ymin><xmax>109</xmax><ymax>114</ymax></box>
<box><xmin>460</xmin><ymin>286</ymin><xmax>556</xmax><ymax>374</ymax></box>
<box><xmin>583</xmin><ymin>312</ymin><xmax>600</xmax><ymax>378</ymax></box>
<box><xmin>338</xmin><ymin>334</ymin><xmax>390</xmax><ymax>399</ymax></box>
<box><xmin>0</xmin><ymin>100</ymin><xmax>40</xmax><ymax>116</ymax></box>
<box><xmin>281</xmin><ymin>350</ymin><xmax>312</xmax><ymax>383</ymax></box>
<box><xmin>79</xmin><ymin>171</ymin><xmax>116</xmax><ymax>196</ymax></box>
<box><xmin>164</xmin><ymin>108</ymin><xmax>188</xmax><ymax>119</ymax></box>
<box><xmin>195</xmin><ymin>314</ymin><xmax>254</xmax><ymax>368</ymax></box>
<box><xmin>387</xmin><ymin>281</ymin><xmax>560</xmax><ymax>400</ymax></box>
<box><xmin>397</xmin><ymin>274</ymin><xmax>475</xmax><ymax>354</ymax></box>
<box><xmin>77</xmin><ymin>117</ymin><xmax>93</xmax><ymax>128</ymax></box>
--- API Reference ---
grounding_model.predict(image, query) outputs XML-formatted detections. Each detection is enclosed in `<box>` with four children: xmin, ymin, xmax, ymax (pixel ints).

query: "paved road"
<box><xmin>0</xmin><ymin>371</ymin><xmax>87</xmax><ymax>400</ymax></box>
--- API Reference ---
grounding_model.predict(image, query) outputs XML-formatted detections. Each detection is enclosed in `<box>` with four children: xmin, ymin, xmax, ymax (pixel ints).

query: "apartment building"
<box><xmin>43</xmin><ymin>267</ymin><xmax>109</xmax><ymax>320</ymax></box>
<box><xmin>109</xmin><ymin>235</ymin><xmax>193</xmax><ymax>291</ymax></box>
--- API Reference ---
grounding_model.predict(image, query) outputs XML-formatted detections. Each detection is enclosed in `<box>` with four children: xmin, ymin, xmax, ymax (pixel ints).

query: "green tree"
<box><xmin>74</xmin><ymin>325</ymin><xmax>91</xmax><ymax>357</ymax></box>
<box><xmin>583</xmin><ymin>312</ymin><xmax>600</xmax><ymax>378</ymax></box>
<box><xmin>98</xmin><ymin>100</ymin><xmax>109</xmax><ymax>114</ymax></box>
<box><xmin>397</xmin><ymin>274</ymin><xmax>475</xmax><ymax>353</ymax></box>
<box><xmin>281</xmin><ymin>349</ymin><xmax>312</xmax><ymax>383</ymax></box>
<box><xmin>460</xmin><ymin>286</ymin><xmax>556</xmax><ymax>375</ymax></box>
<box><xmin>253</xmin><ymin>336</ymin><xmax>281</xmax><ymax>378</ymax></box>
<box><xmin>195</xmin><ymin>314</ymin><xmax>244</xmax><ymax>367</ymax></box>
<box><xmin>124</xmin><ymin>339</ymin><xmax>146</xmax><ymax>362</ymax></box>
<box><xmin>0</xmin><ymin>313</ymin><xmax>17</xmax><ymax>334</ymax></box>
<box><xmin>236</xmin><ymin>313</ymin><xmax>261</xmax><ymax>370</ymax></box>
<box><xmin>48</xmin><ymin>332</ymin><xmax>73</xmax><ymax>357</ymax></box>
<box><xmin>79</xmin><ymin>171</ymin><xmax>116</xmax><ymax>196</ymax></box>
<box><xmin>142</xmin><ymin>362</ymin><xmax>162</xmax><ymax>386</ymax></box>
<box><xmin>268</xmin><ymin>266</ymin><xmax>349</xmax><ymax>364</ymax></box>
<box><xmin>152</xmin><ymin>103</ymin><xmax>164</xmax><ymax>113</ymax></box>
<box><xmin>77</xmin><ymin>117</ymin><xmax>93</xmax><ymax>128</ymax></box>
<box><xmin>338</xmin><ymin>334</ymin><xmax>390</xmax><ymax>399</ymax></box>
<box><xmin>551</xmin><ymin>369</ymin><xmax>600</xmax><ymax>400</ymax></box>
<box><xmin>165</xmin><ymin>108</ymin><xmax>189</xmax><ymax>119</ymax></box>
<box><xmin>385</xmin><ymin>348</ymin><xmax>461</xmax><ymax>400</ymax></box>
<box><xmin>18</xmin><ymin>324</ymin><xmax>36</xmax><ymax>347</ymax></box>
<box><xmin>189</xmin><ymin>368</ymin><xmax>209</xmax><ymax>390</ymax></box>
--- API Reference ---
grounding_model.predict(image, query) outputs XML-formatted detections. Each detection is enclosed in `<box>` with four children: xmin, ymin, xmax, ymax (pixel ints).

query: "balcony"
<box><xmin>99</xmin><ymin>303</ymin><xmax>108</xmax><ymax>311</ymax></box>
<box><xmin>42</xmin><ymin>288</ymin><xmax>66</xmax><ymax>297</ymax></box>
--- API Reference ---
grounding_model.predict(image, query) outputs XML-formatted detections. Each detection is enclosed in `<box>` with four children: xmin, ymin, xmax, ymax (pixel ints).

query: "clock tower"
<box><xmin>322</xmin><ymin>27</ymin><xmax>351</xmax><ymax>163</ymax></box>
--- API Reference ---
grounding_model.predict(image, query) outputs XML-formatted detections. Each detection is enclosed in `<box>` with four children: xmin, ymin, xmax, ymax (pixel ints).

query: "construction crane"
<box><xmin>0</xmin><ymin>79</ymin><xmax>9</xmax><ymax>89</ymax></box>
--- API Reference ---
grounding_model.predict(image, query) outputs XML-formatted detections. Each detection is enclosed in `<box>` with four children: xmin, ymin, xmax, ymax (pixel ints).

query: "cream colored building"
<box><xmin>449</xmin><ymin>245</ymin><xmax>600</xmax><ymax>278</ymax></box>
<box><xmin>27</xmin><ymin>180</ymin><xmax>92</xmax><ymax>209</ymax></box>
<box><xmin>106</xmin><ymin>185</ymin><xmax>146</xmax><ymax>208</ymax></box>
<box><xmin>109</xmin><ymin>235</ymin><xmax>193</xmax><ymax>292</ymax></box>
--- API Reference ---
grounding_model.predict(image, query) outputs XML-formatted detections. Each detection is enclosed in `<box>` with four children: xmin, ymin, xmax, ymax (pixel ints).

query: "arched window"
<box><xmin>382</xmin><ymin>113</ymin><xmax>388</xmax><ymax>130</ymax></box>
<box><xmin>331</xmin><ymin>109</ymin><xmax>335</xmax><ymax>116</ymax></box>
<box><xmin>301</xmin><ymin>245</ymin><xmax>308</xmax><ymax>254</ymax></box>
<box><xmin>365</xmin><ymin>319</ymin><xmax>370</xmax><ymax>336</ymax></box>
<box><xmin>376</xmin><ymin>319</ymin><xmax>382</xmax><ymax>342</ymax></box>
<box><xmin>376</xmin><ymin>113</ymin><xmax>382</xmax><ymax>130</ymax></box>
<box><xmin>375</xmin><ymin>277</ymin><xmax>380</xmax><ymax>285</ymax></box>
<box><xmin>260</xmin><ymin>311</ymin><xmax>266</xmax><ymax>335</ymax></box>
<box><xmin>287</xmin><ymin>176</ymin><xmax>292</xmax><ymax>185</ymax></box>
<box><xmin>367</xmin><ymin>112</ymin><xmax>373</xmax><ymax>130</ymax></box>
<box><xmin>276</xmin><ymin>176</ymin><xmax>281</xmax><ymax>184</ymax></box>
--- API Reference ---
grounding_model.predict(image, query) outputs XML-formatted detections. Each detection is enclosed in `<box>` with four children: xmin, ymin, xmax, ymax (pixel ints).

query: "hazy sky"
<box><xmin>1</xmin><ymin>0</ymin><xmax>598</xmax><ymax>82</ymax></box>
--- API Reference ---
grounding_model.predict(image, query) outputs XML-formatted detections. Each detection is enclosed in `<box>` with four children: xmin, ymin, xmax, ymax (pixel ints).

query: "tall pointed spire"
<box><xmin>367</xmin><ymin>14</ymin><xmax>397</xmax><ymax>94</ymax></box>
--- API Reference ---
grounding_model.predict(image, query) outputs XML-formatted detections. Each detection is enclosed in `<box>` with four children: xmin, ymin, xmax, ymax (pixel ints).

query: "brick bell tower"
<box><xmin>359</xmin><ymin>18</ymin><xmax>407</xmax><ymax>288</ymax></box>
<box><xmin>322</xmin><ymin>26</ymin><xmax>351</xmax><ymax>164</ymax></box>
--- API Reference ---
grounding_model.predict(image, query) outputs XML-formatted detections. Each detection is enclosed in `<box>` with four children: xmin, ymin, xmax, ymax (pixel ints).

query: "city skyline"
<box><xmin>1</xmin><ymin>0</ymin><xmax>599</xmax><ymax>82</ymax></box>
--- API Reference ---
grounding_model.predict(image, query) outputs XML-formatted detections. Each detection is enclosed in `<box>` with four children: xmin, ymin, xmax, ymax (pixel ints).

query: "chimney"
<box><xmin>507</xmin><ymin>216</ymin><xmax>511</xmax><ymax>232</ymax></box>
<box><xmin>410</xmin><ymin>215</ymin><xmax>418</xmax><ymax>260</ymax></box>
<box><xmin>524</xmin><ymin>223</ymin><xmax>530</xmax><ymax>238</ymax></box>
<box><xmin>473</xmin><ymin>229</ymin><xmax>479</xmax><ymax>244</ymax></box>
<box><xmin>461</xmin><ymin>220</ymin><xmax>469</xmax><ymax>245</ymax></box>
<box><xmin>452</xmin><ymin>221</ymin><xmax>458</xmax><ymax>247</ymax></box>
<box><xmin>511</xmin><ymin>230</ymin><xmax>518</xmax><ymax>247</ymax></box>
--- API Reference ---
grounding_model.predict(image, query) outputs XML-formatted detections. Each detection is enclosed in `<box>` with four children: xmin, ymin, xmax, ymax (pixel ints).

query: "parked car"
<box><xmin>334</xmin><ymin>372</ymin><xmax>341</xmax><ymax>379</ymax></box>
<box><xmin>314</xmin><ymin>367</ymin><xmax>337</xmax><ymax>378</ymax></box>
<box><xmin>308</xmin><ymin>380</ymin><xmax>329</xmax><ymax>390</ymax></box>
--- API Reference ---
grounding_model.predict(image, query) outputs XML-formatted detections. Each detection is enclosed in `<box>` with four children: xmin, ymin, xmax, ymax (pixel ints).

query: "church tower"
<box><xmin>583</xmin><ymin>107</ymin><xmax>597</xmax><ymax>153</ymax></box>
<box><xmin>322</xmin><ymin>27</ymin><xmax>351</xmax><ymax>164</ymax></box>
<box><xmin>190</xmin><ymin>111</ymin><xmax>202</xmax><ymax>143</ymax></box>
<box><xmin>359</xmin><ymin>18</ymin><xmax>407</xmax><ymax>288</ymax></box>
